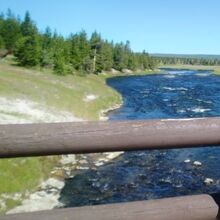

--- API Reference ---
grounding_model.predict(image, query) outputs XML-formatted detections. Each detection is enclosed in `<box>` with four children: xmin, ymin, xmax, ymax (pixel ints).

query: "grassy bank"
<box><xmin>0</xmin><ymin>60</ymin><xmax>122</xmax><ymax>121</ymax></box>
<box><xmin>0</xmin><ymin>58</ymin><xmax>123</xmax><ymax>213</ymax></box>
<box><xmin>0</xmin><ymin>57</ymin><xmax>161</xmax><ymax>213</ymax></box>
<box><xmin>213</xmin><ymin>68</ymin><xmax>220</xmax><ymax>75</ymax></box>
<box><xmin>160</xmin><ymin>64</ymin><xmax>220</xmax><ymax>75</ymax></box>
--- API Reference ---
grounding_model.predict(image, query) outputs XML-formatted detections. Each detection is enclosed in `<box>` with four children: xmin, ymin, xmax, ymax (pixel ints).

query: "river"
<box><xmin>60</xmin><ymin>68</ymin><xmax>220</xmax><ymax>207</ymax></box>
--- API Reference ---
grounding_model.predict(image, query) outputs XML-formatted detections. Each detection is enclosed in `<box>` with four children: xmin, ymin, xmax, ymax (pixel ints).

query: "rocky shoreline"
<box><xmin>7</xmin><ymin>152</ymin><xmax>124</xmax><ymax>214</ymax></box>
<box><xmin>6</xmin><ymin>104</ymin><xmax>124</xmax><ymax>215</ymax></box>
<box><xmin>99</xmin><ymin>103</ymin><xmax>122</xmax><ymax>121</ymax></box>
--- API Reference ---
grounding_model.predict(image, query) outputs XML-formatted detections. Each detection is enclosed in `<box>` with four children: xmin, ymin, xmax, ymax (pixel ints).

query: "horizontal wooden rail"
<box><xmin>0</xmin><ymin>117</ymin><xmax>220</xmax><ymax>158</ymax></box>
<box><xmin>0</xmin><ymin>195</ymin><xmax>218</xmax><ymax>220</ymax></box>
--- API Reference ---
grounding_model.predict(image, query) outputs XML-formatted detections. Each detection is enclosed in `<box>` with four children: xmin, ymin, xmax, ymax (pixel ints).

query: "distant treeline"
<box><xmin>154</xmin><ymin>56</ymin><xmax>220</xmax><ymax>66</ymax></box>
<box><xmin>0</xmin><ymin>10</ymin><xmax>156</xmax><ymax>75</ymax></box>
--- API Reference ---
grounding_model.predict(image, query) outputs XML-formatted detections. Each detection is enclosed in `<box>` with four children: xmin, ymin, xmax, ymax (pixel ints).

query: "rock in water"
<box><xmin>204</xmin><ymin>178</ymin><xmax>214</xmax><ymax>185</ymax></box>
<box><xmin>193</xmin><ymin>161</ymin><xmax>202</xmax><ymax>166</ymax></box>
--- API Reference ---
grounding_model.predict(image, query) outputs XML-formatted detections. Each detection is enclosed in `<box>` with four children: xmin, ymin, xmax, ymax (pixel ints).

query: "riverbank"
<box><xmin>160</xmin><ymin>64</ymin><xmax>220</xmax><ymax>75</ymax></box>
<box><xmin>0</xmin><ymin>58</ymin><xmax>123</xmax><ymax>214</ymax></box>
<box><xmin>0</xmin><ymin>58</ymin><xmax>159</xmax><ymax>214</ymax></box>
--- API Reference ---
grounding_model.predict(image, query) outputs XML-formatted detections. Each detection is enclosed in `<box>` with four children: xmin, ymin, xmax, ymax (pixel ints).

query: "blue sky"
<box><xmin>1</xmin><ymin>0</ymin><xmax>220</xmax><ymax>54</ymax></box>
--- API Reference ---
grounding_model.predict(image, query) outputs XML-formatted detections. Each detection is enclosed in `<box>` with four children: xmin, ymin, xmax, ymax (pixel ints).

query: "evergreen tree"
<box><xmin>14</xmin><ymin>35</ymin><xmax>41</xmax><ymax>66</ymax></box>
<box><xmin>14</xmin><ymin>11</ymin><xmax>41</xmax><ymax>66</ymax></box>
<box><xmin>90</xmin><ymin>31</ymin><xmax>102</xmax><ymax>73</ymax></box>
<box><xmin>69</xmin><ymin>30</ymin><xmax>91</xmax><ymax>73</ymax></box>
<box><xmin>21</xmin><ymin>11</ymin><xmax>37</xmax><ymax>36</ymax></box>
<box><xmin>0</xmin><ymin>36</ymin><xmax>4</xmax><ymax>49</ymax></box>
<box><xmin>127</xmin><ymin>52</ymin><xmax>138</xmax><ymax>70</ymax></box>
<box><xmin>53</xmin><ymin>53</ymin><xmax>66</xmax><ymax>75</ymax></box>
<box><xmin>0</xmin><ymin>9</ymin><xmax>21</xmax><ymax>53</ymax></box>
<box><xmin>81</xmin><ymin>55</ymin><xmax>93</xmax><ymax>73</ymax></box>
<box><xmin>40</xmin><ymin>27</ymin><xmax>54</xmax><ymax>67</ymax></box>
<box><xmin>0</xmin><ymin>9</ymin><xmax>159</xmax><ymax>74</ymax></box>
<box><xmin>123</xmin><ymin>40</ymin><xmax>132</xmax><ymax>69</ymax></box>
<box><xmin>99</xmin><ymin>41</ymin><xmax>113</xmax><ymax>71</ymax></box>
<box><xmin>0</xmin><ymin>13</ymin><xmax>4</xmax><ymax>49</ymax></box>
<box><xmin>92</xmin><ymin>41</ymin><xmax>114</xmax><ymax>73</ymax></box>
<box><xmin>53</xmin><ymin>34</ymin><xmax>71</xmax><ymax>75</ymax></box>
<box><xmin>113</xmin><ymin>43</ymin><xmax>125</xmax><ymax>71</ymax></box>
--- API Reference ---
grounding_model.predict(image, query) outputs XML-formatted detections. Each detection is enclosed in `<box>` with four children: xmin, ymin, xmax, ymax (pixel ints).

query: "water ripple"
<box><xmin>60</xmin><ymin>69</ymin><xmax>220</xmax><ymax>208</ymax></box>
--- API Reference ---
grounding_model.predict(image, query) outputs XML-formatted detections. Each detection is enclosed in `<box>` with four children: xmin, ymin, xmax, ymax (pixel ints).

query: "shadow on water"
<box><xmin>60</xmin><ymin>69</ymin><xmax>220</xmax><ymax>208</ymax></box>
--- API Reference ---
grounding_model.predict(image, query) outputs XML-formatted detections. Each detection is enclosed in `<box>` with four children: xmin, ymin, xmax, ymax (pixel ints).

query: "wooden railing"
<box><xmin>0</xmin><ymin>117</ymin><xmax>220</xmax><ymax>219</ymax></box>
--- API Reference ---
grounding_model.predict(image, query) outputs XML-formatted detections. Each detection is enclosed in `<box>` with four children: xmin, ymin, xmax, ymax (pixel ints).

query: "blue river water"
<box><xmin>60</xmin><ymin>69</ymin><xmax>220</xmax><ymax>207</ymax></box>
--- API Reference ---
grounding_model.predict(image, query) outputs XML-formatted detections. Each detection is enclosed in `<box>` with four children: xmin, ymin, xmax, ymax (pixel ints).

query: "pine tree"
<box><xmin>14</xmin><ymin>11</ymin><xmax>41</xmax><ymax>66</ymax></box>
<box><xmin>0</xmin><ymin>9</ymin><xmax>158</xmax><ymax>73</ymax></box>
<box><xmin>52</xmin><ymin>34</ymin><xmax>71</xmax><ymax>75</ymax></box>
<box><xmin>0</xmin><ymin>9</ymin><xmax>21</xmax><ymax>53</ymax></box>
<box><xmin>95</xmin><ymin>41</ymin><xmax>113</xmax><ymax>72</ymax></box>
<box><xmin>14</xmin><ymin>34</ymin><xmax>41</xmax><ymax>66</ymax></box>
<box><xmin>123</xmin><ymin>40</ymin><xmax>132</xmax><ymax>69</ymax></box>
<box><xmin>69</xmin><ymin>30</ymin><xmax>91</xmax><ymax>73</ymax></box>
<box><xmin>21</xmin><ymin>11</ymin><xmax>37</xmax><ymax>36</ymax></box>
<box><xmin>90</xmin><ymin>31</ymin><xmax>102</xmax><ymax>73</ymax></box>
<box><xmin>0</xmin><ymin>14</ymin><xmax>4</xmax><ymax>49</ymax></box>
<box><xmin>0</xmin><ymin>13</ymin><xmax>4</xmax><ymax>48</ymax></box>
<box><xmin>127</xmin><ymin>53</ymin><xmax>138</xmax><ymax>71</ymax></box>
<box><xmin>0</xmin><ymin>36</ymin><xmax>4</xmax><ymax>49</ymax></box>
<box><xmin>81</xmin><ymin>55</ymin><xmax>93</xmax><ymax>73</ymax></box>
<box><xmin>113</xmin><ymin>43</ymin><xmax>125</xmax><ymax>71</ymax></box>
<box><xmin>40</xmin><ymin>27</ymin><xmax>54</xmax><ymax>67</ymax></box>
<box><xmin>53</xmin><ymin>53</ymin><xmax>66</xmax><ymax>75</ymax></box>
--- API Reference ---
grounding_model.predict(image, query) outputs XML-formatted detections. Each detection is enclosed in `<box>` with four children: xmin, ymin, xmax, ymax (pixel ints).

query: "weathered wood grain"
<box><xmin>0</xmin><ymin>117</ymin><xmax>220</xmax><ymax>158</ymax></box>
<box><xmin>0</xmin><ymin>195</ymin><xmax>218</xmax><ymax>220</ymax></box>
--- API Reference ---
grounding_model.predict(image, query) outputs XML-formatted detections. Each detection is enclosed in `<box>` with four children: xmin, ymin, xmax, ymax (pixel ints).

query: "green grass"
<box><xmin>0</xmin><ymin>58</ymin><xmax>123</xmax><ymax>213</ymax></box>
<box><xmin>213</xmin><ymin>68</ymin><xmax>220</xmax><ymax>75</ymax></box>
<box><xmin>0</xmin><ymin>156</ymin><xmax>63</xmax><ymax>214</ymax></box>
<box><xmin>0</xmin><ymin>198</ymin><xmax>21</xmax><ymax>214</ymax></box>
<box><xmin>0</xmin><ymin>60</ymin><xmax>122</xmax><ymax>120</ymax></box>
<box><xmin>0</xmin><ymin>158</ymin><xmax>42</xmax><ymax>194</ymax></box>
<box><xmin>0</xmin><ymin>157</ymin><xmax>43</xmax><ymax>214</ymax></box>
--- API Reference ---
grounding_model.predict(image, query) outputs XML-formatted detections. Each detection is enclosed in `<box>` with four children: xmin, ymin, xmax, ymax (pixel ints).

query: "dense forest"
<box><xmin>0</xmin><ymin>10</ymin><xmax>156</xmax><ymax>75</ymax></box>
<box><xmin>154</xmin><ymin>56</ymin><xmax>220</xmax><ymax>66</ymax></box>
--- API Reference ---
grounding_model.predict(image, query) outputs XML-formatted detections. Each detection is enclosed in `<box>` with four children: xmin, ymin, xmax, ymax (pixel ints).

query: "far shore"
<box><xmin>160</xmin><ymin>64</ymin><xmax>220</xmax><ymax>75</ymax></box>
